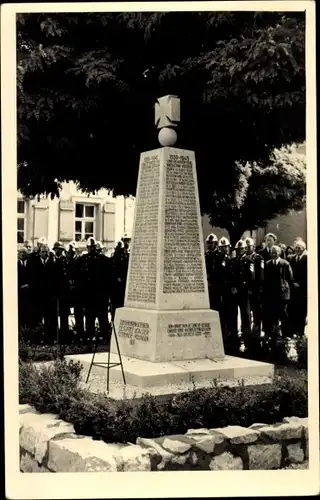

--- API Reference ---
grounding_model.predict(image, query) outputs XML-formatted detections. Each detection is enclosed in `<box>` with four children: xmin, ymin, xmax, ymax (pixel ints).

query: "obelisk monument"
<box><xmin>114</xmin><ymin>95</ymin><xmax>225</xmax><ymax>362</ymax></box>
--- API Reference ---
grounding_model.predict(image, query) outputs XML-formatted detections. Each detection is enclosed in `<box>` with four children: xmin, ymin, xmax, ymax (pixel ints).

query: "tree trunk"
<box><xmin>227</xmin><ymin>227</ymin><xmax>246</xmax><ymax>248</ymax></box>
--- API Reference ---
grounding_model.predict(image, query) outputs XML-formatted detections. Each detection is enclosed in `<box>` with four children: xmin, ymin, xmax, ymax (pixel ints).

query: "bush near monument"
<box><xmin>19</xmin><ymin>358</ymin><xmax>307</xmax><ymax>444</ymax></box>
<box><xmin>17</xmin><ymin>12</ymin><xmax>305</xmax><ymax>238</ymax></box>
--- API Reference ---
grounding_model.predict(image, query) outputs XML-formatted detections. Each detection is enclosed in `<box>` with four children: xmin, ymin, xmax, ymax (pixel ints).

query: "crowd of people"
<box><xmin>205</xmin><ymin>232</ymin><xmax>308</xmax><ymax>354</ymax></box>
<box><xmin>17</xmin><ymin>236</ymin><xmax>130</xmax><ymax>347</ymax></box>
<box><xmin>18</xmin><ymin>230</ymin><xmax>307</xmax><ymax>354</ymax></box>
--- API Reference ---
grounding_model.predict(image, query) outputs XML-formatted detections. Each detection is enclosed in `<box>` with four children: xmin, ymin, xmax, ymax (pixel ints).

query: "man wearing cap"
<box><xmin>287</xmin><ymin>239</ymin><xmax>307</xmax><ymax>337</ymax></box>
<box><xmin>246</xmin><ymin>237</ymin><xmax>264</xmax><ymax>342</ymax></box>
<box><xmin>79</xmin><ymin>237</ymin><xmax>113</xmax><ymax>348</ymax></box>
<box><xmin>28</xmin><ymin>244</ymin><xmax>58</xmax><ymax>343</ymax></box>
<box><xmin>208</xmin><ymin>236</ymin><xmax>231</xmax><ymax>348</ymax></box>
<box><xmin>263</xmin><ymin>245</ymin><xmax>293</xmax><ymax>344</ymax></box>
<box><xmin>227</xmin><ymin>239</ymin><xmax>254</xmax><ymax>352</ymax></box>
<box><xmin>53</xmin><ymin>241</ymin><xmax>70</xmax><ymax>338</ymax></box>
<box><xmin>121</xmin><ymin>233</ymin><xmax>131</xmax><ymax>252</ymax></box>
<box><xmin>111</xmin><ymin>237</ymin><xmax>130</xmax><ymax>318</ymax></box>
<box><xmin>62</xmin><ymin>241</ymin><xmax>84</xmax><ymax>339</ymax></box>
<box><xmin>259</xmin><ymin>233</ymin><xmax>277</xmax><ymax>262</ymax></box>
<box><xmin>205</xmin><ymin>233</ymin><xmax>219</xmax><ymax>309</ymax></box>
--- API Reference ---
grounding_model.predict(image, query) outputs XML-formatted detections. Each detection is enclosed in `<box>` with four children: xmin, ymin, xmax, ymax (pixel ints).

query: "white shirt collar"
<box><xmin>273</xmin><ymin>257</ymin><xmax>281</xmax><ymax>264</ymax></box>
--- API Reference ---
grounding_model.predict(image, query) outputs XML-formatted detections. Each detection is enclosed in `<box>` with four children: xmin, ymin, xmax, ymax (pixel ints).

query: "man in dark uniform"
<box><xmin>121</xmin><ymin>233</ymin><xmax>131</xmax><ymax>252</ymax></box>
<box><xmin>259</xmin><ymin>233</ymin><xmax>277</xmax><ymax>262</ymax></box>
<box><xmin>111</xmin><ymin>238</ymin><xmax>130</xmax><ymax>319</ymax></box>
<box><xmin>212</xmin><ymin>236</ymin><xmax>232</xmax><ymax>348</ymax></box>
<box><xmin>79</xmin><ymin>237</ymin><xmax>113</xmax><ymax>349</ymax></box>
<box><xmin>263</xmin><ymin>245</ymin><xmax>293</xmax><ymax>344</ymax></box>
<box><xmin>205</xmin><ymin>233</ymin><xmax>219</xmax><ymax>310</ymax></box>
<box><xmin>288</xmin><ymin>239</ymin><xmax>307</xmax><ymax>337</ymax></box>
<box><xmin>17</xmin><ymin>247</ymin><xmax>31</xmax><ymax>332</ymax></box>
<box><xmin>52</xmin><ymin>241</ymin><xmax>70</xmax><ymax>338</ymax></box>
<box><xmin>28</xmin><ymin>244</ymin><xmax>58</xmax><ymax>343</ymax></box>
<box><xmin>227</xmin><ymin>239</ymin><xmax>254</xmax><ymax>352</ymax></box>
<box><xmin>246</xmin><ymin>237</ymin><xmax>264</xmax><ymax>342</ymax></box>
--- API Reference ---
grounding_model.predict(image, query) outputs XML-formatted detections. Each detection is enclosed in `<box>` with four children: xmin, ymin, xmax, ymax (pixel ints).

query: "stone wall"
<box><xmin>20</xmin><ymin>404</ymin><xmax>308</xmax><ymax>472</ymax></box>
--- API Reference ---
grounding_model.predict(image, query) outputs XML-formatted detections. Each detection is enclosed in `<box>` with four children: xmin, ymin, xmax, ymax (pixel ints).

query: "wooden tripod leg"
<box><xmin>111</xmin><ymin>316</ymin><xmax>126</xmax><ymax>385</ymax></box>
<box><xmin>85</xmin><ymin>335</ymin><xmax>98</xmax><ymax>384</ymax></box>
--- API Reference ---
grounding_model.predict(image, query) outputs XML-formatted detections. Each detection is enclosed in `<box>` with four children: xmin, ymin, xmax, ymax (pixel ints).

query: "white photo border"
<box><xmin>1</xmin><ymin>2</ymin><xmax>318</xmax><ymax>498</ymax></box>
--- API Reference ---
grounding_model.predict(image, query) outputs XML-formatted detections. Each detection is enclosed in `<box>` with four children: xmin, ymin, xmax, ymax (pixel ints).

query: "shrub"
<box><xmin>19</xmin><ymin>359</ymin><xmax>308</xmax><ymax>444</ymax></box>
<box><xmin>19</xmin><ymin>358</ymin><xmax>84</xmax><ymax>413</ymax></box>
<box><xmin>295</xmin><ymin>336</ymin><xmax>308</xmax><ymax>370</ymax></box>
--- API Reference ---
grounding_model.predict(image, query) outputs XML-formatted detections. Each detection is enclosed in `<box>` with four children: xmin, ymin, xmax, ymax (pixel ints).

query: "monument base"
<box><xmin>66</xmin><ymin>352</ymin><xmax>274</xmax><ymax>400</ymax></box>
<box><xmin>113</xmin><ymin>307</ymin><xmax>224</xmax><ymax>362</ymax></box>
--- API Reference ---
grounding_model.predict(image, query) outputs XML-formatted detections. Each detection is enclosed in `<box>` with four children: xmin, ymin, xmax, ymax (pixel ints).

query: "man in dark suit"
<box><xmin>18</xmin><ymin>247</ymin><xmax>31</xmax><ymax>331</ymax></box>
<box><xmin>263</xmin><ymin>245</ymin><xmax>293</xmax><ymax>343</ymax></box>
<box><xmin>245</xmin><ymin>237</ymin><xmax>264</xmax><ymax>340</ymax></box>
<box><xmin>288</xmin><ymin>240</ymin><xmax>307</xmax><ymax>337</ymax></box>
<box><xmin>259</xmin><ymin>233</ymin><xmax>277</xmax><ymax>262</ymax></box>
<box><xmin>227</xmin><ymin>239</ymin><xmax>254</xmax><ymax>352</ymax></box>
<box><xmin>28</xmin><ymin>244</ymin><xmax>58</xmax><ymax>344</ymax></box>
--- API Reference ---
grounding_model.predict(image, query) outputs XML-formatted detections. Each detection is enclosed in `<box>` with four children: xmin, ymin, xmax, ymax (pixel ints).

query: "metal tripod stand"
<box><xmin>85</xmin><ymin>300</ymin><xmax>126</xmax><ymax>393</ymax></box>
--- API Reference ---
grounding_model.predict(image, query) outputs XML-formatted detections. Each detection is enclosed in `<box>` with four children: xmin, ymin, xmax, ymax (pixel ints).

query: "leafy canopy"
<box><xmin>17</xmin><ymin>11</ymin><xmax>306</xmax><ymax>229</ymax></box>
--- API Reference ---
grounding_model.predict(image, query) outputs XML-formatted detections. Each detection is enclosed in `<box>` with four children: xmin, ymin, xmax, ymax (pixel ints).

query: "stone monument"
<box><xmin>72</xmin><ymin>96</ymin><xmax>274</xmax><ymax>396</ymax></box>
<box><xmin>114</xmin><ymin>95</ymin><xmax>224</xmax><ymax>363</ymax></box>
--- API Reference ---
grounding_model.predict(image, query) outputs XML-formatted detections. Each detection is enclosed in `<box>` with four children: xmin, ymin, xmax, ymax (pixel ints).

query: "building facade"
<box><xmin>17</xmin><ymin>181</ymin><xmax>135</xmax><ymax>254</ymax></box>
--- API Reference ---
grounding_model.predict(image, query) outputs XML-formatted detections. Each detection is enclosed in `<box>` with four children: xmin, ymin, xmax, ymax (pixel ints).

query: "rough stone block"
<box><xmin>260</xmin><ymin>423</ymin><xmax>302</xmax><ymax>441</ymax></box>
<box><xmin>20</xmin><ymin>451</ymin><xmax>50</xmax><ymax>473</ymax></box>
<box><xmin>47</xmin><ymin>436</ymin><xmax>122</xmax><ymax>472</ymax></box>
<box><xmin>162</xmin><ymin>438</ymin><xmax>192</xmax><ymax>454</ymax></box>
<box><xmin>248</xmin><ymin>444</ymin><xmax>281</xmax><ymax>470</ymax></box>
<box><xmin>136</xmin><ymin>437</ymin><xmax>191</xmax><ymax>470</ymax></box>
<box><xmin>215</xmin><ymin>426</ymin><xmax>259</xmax><ymax>444</ymax></box>
<box><xmin>187</xmin><ymin>431</ymin><xmax>225</xmax><ymax>454</ymax></box>
<box><xmin>283</xmin><ymin>417</ymin><xmax>308</xmax><ymax>438</ymax></box>
<box><xmin>20</xmin><ymin>412</ymin><xmax>75</xmax><ymax>463</ymax></box>
<box><xmin>186</xmin><ymin>428</ymin><xmax>210</xmax><ymax>436</ymax></box>
<box><xmin>119</xmin><ymin>445</ymin><xmax>152</xmax><ymax>471</ymax></box>
<box><xmin>286</xmin><ymin>443</ymin><xmax>304</xmax><ymax>464</ymax></box>
<box><xmin>249</xmin><ymin>423</ymin><xmax>267</xmax><ymax>430</ymax></box>
<box><xmin>209</xmin><ymin>452</ymin><xmax>243</xmax><ymax>470</ymax></box>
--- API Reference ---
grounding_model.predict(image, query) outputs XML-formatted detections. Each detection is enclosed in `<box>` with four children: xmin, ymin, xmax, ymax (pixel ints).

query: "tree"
<box><xmin>17</xmin><ymin>12</ymin><xmax>306</xmax><ymax>231</ymax></box>
<box><xmin>208</xmin><ymin>146</ymin><xmax>306</xmax><ymax>246</ymax></box>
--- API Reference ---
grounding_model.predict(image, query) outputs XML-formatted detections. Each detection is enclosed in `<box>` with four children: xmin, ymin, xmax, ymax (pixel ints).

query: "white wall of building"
<box><xmin>17</xmin><ymin>182</ymin><xmax>136</xmax><ymax>254</ymax></box>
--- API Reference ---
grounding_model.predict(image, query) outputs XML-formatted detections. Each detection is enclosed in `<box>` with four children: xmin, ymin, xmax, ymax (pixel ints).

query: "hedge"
<box><xmin>19</xmin><ymin>358</ymin><xmax>308</xmax><ymax>445</ymax></box>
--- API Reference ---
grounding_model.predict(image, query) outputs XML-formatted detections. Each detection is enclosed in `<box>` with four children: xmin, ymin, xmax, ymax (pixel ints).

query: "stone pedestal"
<box><xmin>113</xmin><ymin>146</ymin><xmax>224</xmax><ymax>362</ymax></box>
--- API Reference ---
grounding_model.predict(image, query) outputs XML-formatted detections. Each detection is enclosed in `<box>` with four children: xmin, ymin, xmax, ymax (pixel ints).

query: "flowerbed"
<box><xmin>19</xmin><ymin>358</ymin><xmax>308</xmax><ymax>445</ymax></box>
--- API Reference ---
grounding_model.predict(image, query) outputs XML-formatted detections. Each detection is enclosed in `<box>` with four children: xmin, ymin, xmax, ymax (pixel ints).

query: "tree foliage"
<box><xmin>17</xmin><ymin>11</ymin><xmax>306</xmax><ymax>230</ymax></box>
<box><xmin>209</xmin><ymin>146</ymin><xmax>306</xmax><ymax>245</ymax></box>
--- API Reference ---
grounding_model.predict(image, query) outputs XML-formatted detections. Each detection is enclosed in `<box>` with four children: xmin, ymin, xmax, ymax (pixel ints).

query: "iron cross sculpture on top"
<box><xmin>155</xmin><ymin>95</ymin><xmax>180</xmax><ymax>147</ymax></box>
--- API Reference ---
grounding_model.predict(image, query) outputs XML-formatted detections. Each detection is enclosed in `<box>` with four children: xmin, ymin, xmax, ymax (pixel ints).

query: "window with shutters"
<box><xmin>17</xmin><ymin>200</ymin><xmax>25</xmax><ymax>243</ymax></box>
<box><xmin>74</xmin><ymin>203</ymin><xmax>96</xmax><ymax>241</ymax></box>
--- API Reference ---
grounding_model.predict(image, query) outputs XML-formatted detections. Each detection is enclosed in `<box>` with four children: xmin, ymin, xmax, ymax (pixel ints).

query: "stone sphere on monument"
<box><xmin>158</xmin><ymin>127</ymin><xmax>177</xmax><ymax>147</ymax></box>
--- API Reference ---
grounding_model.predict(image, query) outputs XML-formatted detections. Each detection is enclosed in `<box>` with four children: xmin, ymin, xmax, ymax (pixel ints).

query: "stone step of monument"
<box><xmin>66</xmin><ymin>352</ymin><xmax>274</xmax><ymax>400</ymax></box>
